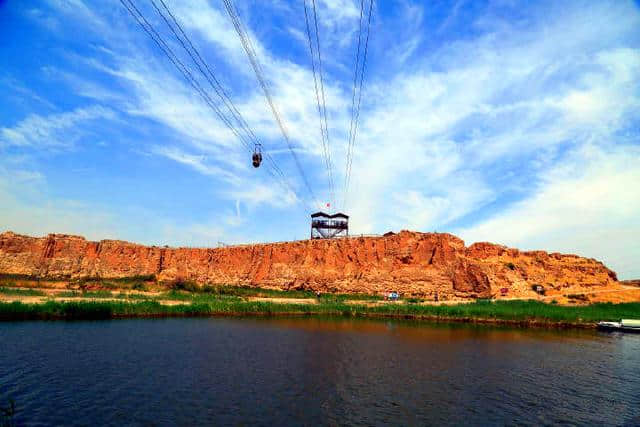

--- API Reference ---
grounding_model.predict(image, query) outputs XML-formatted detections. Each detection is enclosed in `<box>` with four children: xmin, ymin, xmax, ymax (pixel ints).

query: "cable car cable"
<box><xmin>150</xmin><ymin>0</ymin><xmax>294</xmax><ymax>187</ymax></box>
<box><xmin>309</xmin><ymin>0</ymin><xmax>335</xmax><ymax>207</ymax></box>
<box><xmin>343</xmin><ymin>0</ymin><xmax>374</xmax><ymax>210</ymax></box>
<box><xmin>303</xmin><ymin>0</ymin><xmax>335</xmax><ymax>210</ymax></box>
<box><xmin>119</xmin><ymin>0</ymin><xmax>250</xmax><ymax>150</ymax></box>
<box><xmin>119</xmin><ymin>0</ymin><xmax>308</xmax><ymax>211</ymax></box>
<box><xmin>151</xmin><ymin>0</ymin><xmax>268</xmax><ymax>173</ymax></box>
<box><xmin>344</xmin><ymin>0</ymin><xmax>365</xmax><ymax>202</ymax></box>
<box><xmin>152</xmin><ymin>0</ymin><xmax>261</xmax><ymax>151</ymax></box>
<box><xmin>223</xmin><ymin>0</ymin><xmax>318</xmax><ymax>206</ymax></box>
<box><xmin>222</xmin><ymin>0</ymin><xmax>319</xmax><ymax>209</ymax></box>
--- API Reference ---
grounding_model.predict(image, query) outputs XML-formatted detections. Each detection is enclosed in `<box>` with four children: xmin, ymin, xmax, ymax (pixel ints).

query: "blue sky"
<box><xmin>1</xmin><ymin>0</ymin><xmax>639</xmax><ymax>278</ymax></box>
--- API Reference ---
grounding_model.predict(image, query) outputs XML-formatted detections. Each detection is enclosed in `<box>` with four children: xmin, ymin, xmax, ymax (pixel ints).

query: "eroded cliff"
<box><xmin>0</xmin><ymin>230</ymin><xmax>619</xmax><ymax>299</ymax></box>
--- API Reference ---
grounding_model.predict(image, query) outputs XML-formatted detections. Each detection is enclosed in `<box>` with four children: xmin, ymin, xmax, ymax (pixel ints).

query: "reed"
<box><xmin>361</xmin><ymin>299</ymin><xmax>640</xmax><ymax>322</ymax></box>
<box><xmin>200</xmin><ymin>285</ymin><xmax>317</xmax><ymax>299</ymax></box>
<box><xmin>1</xmin><ymin>299</ymin><xmax>639</xmax><ymax>325</ymax></box>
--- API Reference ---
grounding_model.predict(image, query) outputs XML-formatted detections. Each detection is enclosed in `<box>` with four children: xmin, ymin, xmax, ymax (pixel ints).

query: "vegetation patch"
<box><xmin>0</xmin><ymin>287</ymin><xmax>46</xmax><ymax>297</ymax></box>
<box><xmin>67</xmin><ymin>275</ymin><xmax>156</xmax><ymax>291</ymax></box>
<box><xmin>204</xmin><ymin>285</ymin><xmax>317</xmax><ymax>299</ymax></box>
<box><xmin>567</xmin><ymin>293</ymin><xmax>589</xmax><ymax>302</ymax></box>
<box><xmin>116</xmin><ymin>292</ymin><xmax>151</xmax><ymax>300</ymax></box>
<box><xmin>57</xmin><ymin>290</ymin><xmax>115</xmax><ymax>299</ymax></box>
<box><xmin>0</xmin><ymin>273</ymin><xmax>46</xmax><ymax>282</ymax></box>
<box><xmin>167</xmin><ymin>279</ymin><xmax>201</xmax><ymax>293</ymax></box>
<box><xmin>1</xmin><ymin>299</ymin><xmax>639</xmax><ymax>326</ymax></box>
<box><xmin>131</xmin><ymin>282</ymin><xmax>147</xmax><ymax>291</ymax></box>
<box><xmin>72</xmin><ymin>275</ymin><xmax>156</xmax><ymax>284</ymax></box>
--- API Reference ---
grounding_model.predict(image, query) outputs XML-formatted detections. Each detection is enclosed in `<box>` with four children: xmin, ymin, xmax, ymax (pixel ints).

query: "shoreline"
<box><xmin>110</xmin><ymin>312</ymin><xmax>600</xmax><ymax>330</ymax></box>
<box><xmin>0</xmin><ymin>307</ymin><xmax>598</xmax><ymax>329</ymax></box>
<box><xmin>1</xmin><ymin>298</ymin><xmax>636</xmax><ymax>329</ymax></box>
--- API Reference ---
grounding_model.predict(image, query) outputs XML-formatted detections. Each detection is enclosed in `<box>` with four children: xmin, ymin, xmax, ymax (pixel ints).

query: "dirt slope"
<box><xmin>0</xmin><ymin>230</ymin><xmax>621</xmax><ymax>299</ymax></box>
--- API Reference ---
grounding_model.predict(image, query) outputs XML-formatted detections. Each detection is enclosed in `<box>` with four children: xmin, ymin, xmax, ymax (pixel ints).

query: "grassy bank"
<box><xmin>1</xmin><ymin>298</ymin><xmax>639</xmax><ymax>327</ymax></box>
<box><xmin>0</xmin><ymin>287</ymin><xmax>46</xmax><ymax>297</ymax></box>
<box><xmin>0</xmin><ymin>276</ymin><xmax>383</xmax><ymax>300</ymax></box>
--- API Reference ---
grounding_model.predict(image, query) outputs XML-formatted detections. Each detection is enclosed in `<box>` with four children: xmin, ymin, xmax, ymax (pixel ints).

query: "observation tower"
<box><xmin>310</xmin><ymin>212</ymin><xmax>349</xmax><ymax>239</ymax></box>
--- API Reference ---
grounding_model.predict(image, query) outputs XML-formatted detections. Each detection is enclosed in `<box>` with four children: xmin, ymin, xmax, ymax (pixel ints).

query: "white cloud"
<box><xmin>152</xmin><ymin>145</ymin><xmax>241</xmax><ymax>184</ymax></box>
<box><xmin>226</xmin><ymin>180</ymin><xmax>298</xmax><ymax>210</ymax></box>
<box><xmin>0</xmin><ymin>106</ymin><xmax>116</xmax><ymax>149</ymax></box>
<box><xmin>169</xmin><ymin>0</ymin><xmax>251</xmax><ymax>65</ymax></box>
<box><xmin>42</xmin><ymin>66</ymin><xmax>124</xmax><ymax>103</ymax></box>
<box><xmin>340</xmin><ymin>0</ymin><xmax>640</xmax><ymax>236</ymax></box>
<box><xmin>0</xmin><ymin>76</ymin><xmax>58</xmax><ymax>110</ymax></box>
<box><xmin>458</xmin><ymin>145</ymin><xmax>640</xmax><ymax>279</ymax></box>
<box><xmin>44</xmin><ymin>0</ymin><xmax>107</xmax><ymax>33</ymax></box>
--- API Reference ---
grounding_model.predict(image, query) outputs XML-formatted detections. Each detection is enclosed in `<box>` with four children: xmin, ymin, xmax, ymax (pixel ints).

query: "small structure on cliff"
<box><xmin>310</xmin><ymin>212</ymin><xmax>349</xmax><ymax>239</ymax></box>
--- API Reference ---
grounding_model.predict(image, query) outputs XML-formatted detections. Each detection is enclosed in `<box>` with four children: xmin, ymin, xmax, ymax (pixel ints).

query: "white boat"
<box><xmin>597</xmin><ymin>319</ymin><xmax>640</xmax><ymax>332</ymax></box>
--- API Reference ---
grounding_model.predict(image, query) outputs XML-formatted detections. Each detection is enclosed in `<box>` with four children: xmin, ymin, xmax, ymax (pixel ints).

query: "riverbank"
<box><xmin>1</xmin><ymin>293</ymin><xmax>639</xmax><ymax>328</ymax></box>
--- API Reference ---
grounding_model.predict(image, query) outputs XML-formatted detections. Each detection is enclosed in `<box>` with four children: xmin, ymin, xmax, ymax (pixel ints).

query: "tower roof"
<box><xmin>310</xmin><ymin>211</ymin><xmax>349</xmax><ymax>219</ymax></box>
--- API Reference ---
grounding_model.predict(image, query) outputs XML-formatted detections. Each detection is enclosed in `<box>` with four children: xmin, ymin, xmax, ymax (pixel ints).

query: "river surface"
<box><xmin>1</xmin><ymin>317</ymin><xmax>639</xmax><ymax>426</ymax></box>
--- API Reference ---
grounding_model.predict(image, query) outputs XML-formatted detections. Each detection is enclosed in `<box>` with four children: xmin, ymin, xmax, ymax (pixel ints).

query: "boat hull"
<box><xmin>597</xmin><ymin>324</ymin><xmax>640</xmax><ymax>333</ymax></box>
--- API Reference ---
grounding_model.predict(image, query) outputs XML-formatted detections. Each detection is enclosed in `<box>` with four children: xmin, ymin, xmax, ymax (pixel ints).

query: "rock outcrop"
<box><xmin>0</xmin><ymin>230</ymin><xmax>619</xmax><ymax>299</ymax></box>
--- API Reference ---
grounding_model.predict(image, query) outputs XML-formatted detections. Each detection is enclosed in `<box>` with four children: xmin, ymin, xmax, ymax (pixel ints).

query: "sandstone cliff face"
<box><xmin>0</xmin><ymin>230</ymin><xmax>618</xmax><ymax>299</ymax></box>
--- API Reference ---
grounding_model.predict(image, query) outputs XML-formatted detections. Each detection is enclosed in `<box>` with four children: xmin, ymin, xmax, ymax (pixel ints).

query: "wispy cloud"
<box><xmin>152</xmin><ymin>145</ymin><xmax>241</xmax><ymax>184</ymax></box>
<box><xmin>458</xmin><ymin>144</ymin><xmax>640</xmax><ymax>279</ymax></box>
<box><xmin>0</xmin><ymin>105</ymin><xmax>116</xmax><ymax>149</ymax></box>
<box><xmin>226</xmin><ymin>180</ymin><xmax>299</xmax><ymax>210</ymax></box>
<box><xmin>0</xmin><ymin>76</ymin><xmax>58</xmax><ymax>110</ymax></box>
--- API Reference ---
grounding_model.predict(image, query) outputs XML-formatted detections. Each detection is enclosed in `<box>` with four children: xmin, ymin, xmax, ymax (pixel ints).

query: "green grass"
<box><xmin>200</xmin><ymin>285</ymin><xmax>318</xmax><ymax>299</ymax></box>
<box><xmin>362</xmin><ymin>299</ymin><xmax>640</xmax><ymax>323</ymax></box>
<box><xmin>158</xmin><ymin>287</ymin><xmax>381</xmax><ymax>303</ymax></box>
<box><xmin>0</xmin><ymin>287</ymin><xmax>45</xmax><ymax>297</ymax></box>
<box><xmin>160</xmin><ymin>283</ymin><xmax>376</xmax><ymax>300</ymax></box>
<box><xmin>0</xmin><ymin>276</ymin><xmax>382</xmax><ymax>302</ymax></box>
<box><xmin>68</xmin><ymin>275</ymin><xmax>156</xmax><ymax>291</ymax></box>
<box><xmin>160</xmin><ymin>290</ymin><xmax>200</xmax><ymax>300</ymax></box>
<box><xmin>56</xmin><ymin>290</ymin><xmax>115</xmax><ymax>299</ymax></box>
<box><xmin>72</xmin><ymin>275</ymin><xmax>156</xmax><ymax>284</ymax></box>
<box><xmin>159</xmin><ymin>290</ymin><xmax>245</xmax><ymax>303</ymax></box>
<box><xmin>320</xmin><ymin>293</ymin><xmax>382</xmax><ymax>301</ymax></box>
<box><xmin>0</xmin><ymin>274</ymin><xmax>155</xmax><ymax>295</ymax></box>
<box><xmin>1</xmin><ymin>299</ymin><xmax>639</xmax><ymax>325</ymax></box>
<box><xmin>115</xmin><ymin>292</ymin><xmax>151</xmax><ymax>300</ymax></box>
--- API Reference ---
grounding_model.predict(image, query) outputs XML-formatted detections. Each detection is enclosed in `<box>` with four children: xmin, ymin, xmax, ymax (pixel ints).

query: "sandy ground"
<box><xmin>548</xmin><ymin>287</ymin><xmax>640</xmax><ymax>304</ymax></box>
<box><xmin>2</xmin><ymin>285</ymin><xmax>640</xmax><ymax>307</ymax></box>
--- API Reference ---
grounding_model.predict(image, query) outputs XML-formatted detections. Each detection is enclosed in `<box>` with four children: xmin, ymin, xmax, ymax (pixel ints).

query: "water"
<box><xmin>1</xmin><ymin>317</ymin><xmax>639</xmax><ymax>426</ymax></box>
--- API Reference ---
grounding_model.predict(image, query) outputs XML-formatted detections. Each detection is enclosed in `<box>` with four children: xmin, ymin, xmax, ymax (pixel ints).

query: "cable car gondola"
<box><xmin>252</xmin><ymin>143</ymin><xmax>262</xmax><ymax>168</ymax></box>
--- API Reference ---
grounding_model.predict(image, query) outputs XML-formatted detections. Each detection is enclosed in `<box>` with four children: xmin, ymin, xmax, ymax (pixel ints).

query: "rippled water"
<box><xmin>1</xmin><ymin>317</ymin><xmax>639</xmax><ymax>426</ymax></box>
